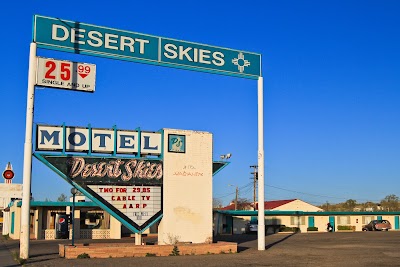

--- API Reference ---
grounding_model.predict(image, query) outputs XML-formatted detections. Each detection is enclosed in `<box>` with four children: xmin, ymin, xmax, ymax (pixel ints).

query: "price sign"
<box><xmin>36</xmin><ymin>57</ymin><xmax>96</xmax><ymax>92</ymax></box>
<box><xmin>88</xmin><ymin>185</ymin><xmax>162</xmax><ymax>228</ymax></box>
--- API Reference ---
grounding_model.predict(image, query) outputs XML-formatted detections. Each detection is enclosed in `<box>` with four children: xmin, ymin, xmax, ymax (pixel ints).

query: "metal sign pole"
<box><xmin>72</xmin><ymin>192</ymin><xmax>75</xmax><ymax>246</ymax></box>
<box><xmin>257</xmin><ymin>76</ymin><xmax>265</xmax><ymax>250</ymax></box>
<box><xmin>20</xmin><ymin>42</ymin><xmax>37</xmax><ymax>259</ymax></box>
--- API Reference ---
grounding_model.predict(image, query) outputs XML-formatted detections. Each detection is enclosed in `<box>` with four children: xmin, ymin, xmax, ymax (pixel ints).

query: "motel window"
<box><xmin>338</xmin><ymin>216</ymin><xmax>350</xmax><ymax>225</ymax></box>
<box><xmin>80</xmin><ymin>211</ymin><xmax>109</xmax><ymax>229</ymax></box>
<box><xmin>363</xmin><ymin>216</ymin><xmax>375</xmax><ymax>224</ymax></box>
<box><xmin>290</xmin><ymin>216</ymin><xmax>305</xmax><ymax>226</ymax></box>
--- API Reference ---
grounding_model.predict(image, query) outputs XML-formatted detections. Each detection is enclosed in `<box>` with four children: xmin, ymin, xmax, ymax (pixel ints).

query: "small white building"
<box><xmin>0</xmin><ymin>163</ymin><xmax>23</xmax><ymax>235</ymax></box>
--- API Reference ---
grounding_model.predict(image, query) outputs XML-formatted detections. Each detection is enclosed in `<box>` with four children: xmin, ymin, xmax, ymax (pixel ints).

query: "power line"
<box><xmin>215</xmin><ymin>180</ymin><xmax>384</xmax><ymax>204</ymax></box>
<box><xmin>239</xmin><ymin>187</ymin><xmax>253</xmax><ymax>198</ymax></box>
<box><xmin>214</xmin><ymin>182</ymin><xmax>253</xmax><ymax>200</ymax></box>
<box><xmin>265</xmin><ymin>184</ymin><xmax>345</xmax><ymax>200</ymax></box>
<box><xmin>265</xmin><ymin>183</ymin><xmax>381</xmax><ymax>203</ymax></box>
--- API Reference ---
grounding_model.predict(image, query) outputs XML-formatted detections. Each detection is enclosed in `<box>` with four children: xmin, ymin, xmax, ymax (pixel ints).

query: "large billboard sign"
<box><xmin>35</xmin><ymin>124</ymin><xmax>163</xmax><ymax>231</ymax></box>
<box><xmin>36</xmin><ymin>57</ymin><xmax>96</xmax><ymax>92</ymax></box>
<box><xmin>33</xmin><ymin>15</ymin><xmax>261</xmax><ymax>79</ymax></box>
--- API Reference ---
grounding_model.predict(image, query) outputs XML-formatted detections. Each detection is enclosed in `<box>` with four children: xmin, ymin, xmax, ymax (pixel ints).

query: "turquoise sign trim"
<box><xmin>33</xmin><ymin>15</ymin><xmax>261</xmax><ymax>79</ymax></box>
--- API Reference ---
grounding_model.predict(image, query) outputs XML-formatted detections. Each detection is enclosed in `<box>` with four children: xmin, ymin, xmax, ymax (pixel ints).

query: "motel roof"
<box><xmin>15</xmin><ymin>200</ymin><xmax>98</xmax><ymax>207</ymax></box>
<box><xmin>219</xmin><ymin>199</ymin><xmax>297</xmax><ymax>211</ymax></box>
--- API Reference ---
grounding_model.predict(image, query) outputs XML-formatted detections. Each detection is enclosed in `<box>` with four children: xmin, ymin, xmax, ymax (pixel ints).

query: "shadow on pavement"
<box><xmin>265</xmin><ymin>233</ymin><xmax>297</xmax><ymax>249</ymax></box>
<box><xmin>29</xmin><ymin>252</ymin><xmax>59</xmax><ymax>258</ymax></box>
<box><xmin>214</xmin><ymin>232</ymin><xmax>297</xmax><ymax>252</ymax></box>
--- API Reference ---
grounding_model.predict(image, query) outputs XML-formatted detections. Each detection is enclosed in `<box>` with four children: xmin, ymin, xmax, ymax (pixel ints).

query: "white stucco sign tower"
<box><xmin>159</xmin><ymin>129</ymin><xmax>213</xmax><ymax>244</ymax></box>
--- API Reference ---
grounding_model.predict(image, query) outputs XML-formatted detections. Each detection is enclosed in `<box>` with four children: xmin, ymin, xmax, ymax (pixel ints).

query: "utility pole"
<box><xmin>250</xmin><ymin>165</ymin><xmax>258</xmax><ymax>211</ymax></box>
<box><xmin>235</xmin><ymin>186</ymin><xmax>238</xmax><ymax>210</ymax></box>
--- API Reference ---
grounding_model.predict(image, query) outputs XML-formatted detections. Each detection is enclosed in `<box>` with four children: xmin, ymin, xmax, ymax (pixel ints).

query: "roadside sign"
<box><xmin>33</xmin><ymin>15</ymin><xmax>261</xmax><ymax>79</ymax></box>
<box><xmin>3</xmin><ymin>162</ymin><xmax>15</xmax><ymax>180</ymax></box>
<box><xmin>88</xmin><ymin>185</ymin><xmax>162</xmax><ymax>229</ymax></box>
<box><xmin>40</xmin><ymin>154</ymin><xmax>163</xmax><ymax>230</ymax></box>
<box><xmin>36</xmin><ymin>57</ymin><xmax>96</xmax><ymax>92</ymax></box>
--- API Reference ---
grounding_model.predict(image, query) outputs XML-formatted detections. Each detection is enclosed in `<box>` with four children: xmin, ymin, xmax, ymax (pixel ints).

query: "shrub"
<box><xmin>337</xmin><ymin>225</ymin><xmax>354</xmax><ymax>231</ymax></box>
<box><xmin>145</xmin><ymin>253</ymin><xmax>157</xmax><ymax>257</ymax></box>
<box><xmin>307</xmin><ymin>227</ymin><xmax>318</xmax><ymax>231</ymax></box>
<box><xmin>12</xmin><ymin>251</ymin><xmax>27</xmax><ymax>265</ymax></box>
<box><xmin>77</xmin><ymin>253</ymin><xmax>90</xmax><ymax>259</ymax></box>
<box><xmin>169</xmin><ymin>245</ymin><xmax>180</xmax><ymax>256</ymax></box>
<box><xmin>280</xmin><ymin>227</ymin><xmax>300</xmax><ymax>233</ymax></box>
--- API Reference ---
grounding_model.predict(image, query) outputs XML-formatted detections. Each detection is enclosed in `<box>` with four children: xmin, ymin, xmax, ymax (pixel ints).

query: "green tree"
<box><xmin>57</xmin><ymin>193</ymin><xmax>67</xmax><ymax>202</ymax></box>
<box><xmin>213</xmin><ymin>198</ymin><xmax>223</xmax><ymax>209</ymax></box>
<box><xmin>320</xmin><ymin>202</ymin><xmax>330</xmax><ymax>211</ymax></box>
<box><xmin>230</xmin><ymin>198</ymin><xmax>252</xmax><ymax>210</ymax></box>
<box><xmin>343</xmin><ymin>199</ymin><xmax>357</xmax><ymax>211</ymax></box>
<box><xmin>380</xmin><ymin>194</ymin><xmax>399</xmax><ymax>211</ymax></box>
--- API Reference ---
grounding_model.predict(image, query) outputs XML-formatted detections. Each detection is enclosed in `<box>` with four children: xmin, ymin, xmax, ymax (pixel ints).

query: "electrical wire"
<box><xmin>264</xmin><ymin>183</ymin><xmax>382</xmax><ymax>203</ymax></box>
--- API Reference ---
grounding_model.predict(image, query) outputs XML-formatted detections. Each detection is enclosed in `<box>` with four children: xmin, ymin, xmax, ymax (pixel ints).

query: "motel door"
<box><xmin>308</xmin><ymin>216</ymin><xmax>315</xmax><ymax>228</ymax></box>
<box><xmin>329</xmin><ymin>216</ymin><xmax>335</xmax><ymax>232</ymax></box>
<box><xmin>11</xmin><ymin>212</ymin><xmax>15</xmax><ymax>234</ymax></box>
<box><xmin>226</xmin><ymin>216</ymin><xmax>233</xmax><ymax>234</ymax></box>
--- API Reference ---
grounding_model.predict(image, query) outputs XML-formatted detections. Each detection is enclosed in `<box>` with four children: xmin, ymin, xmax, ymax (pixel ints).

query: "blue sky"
<box><xmin>1</xmin><ymin>1</ymin><xmax>400</xmax><ymax>206</ymax></box>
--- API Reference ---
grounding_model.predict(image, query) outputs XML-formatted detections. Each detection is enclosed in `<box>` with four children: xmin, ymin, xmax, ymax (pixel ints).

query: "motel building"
<box><xmin>213</xmin><ymin>199</ymin><xmax>400</xmax><ymax>234</ymax></box>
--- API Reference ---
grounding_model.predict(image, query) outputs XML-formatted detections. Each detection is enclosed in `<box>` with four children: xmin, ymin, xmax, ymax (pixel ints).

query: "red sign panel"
<box><xmin>3</xmin><ymin>170</ymin><xmax>14</xmax><ymax>180</ymax></box>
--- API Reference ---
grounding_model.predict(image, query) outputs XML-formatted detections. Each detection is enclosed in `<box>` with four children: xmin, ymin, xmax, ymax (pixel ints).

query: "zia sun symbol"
<box><xmin>232</xmin><ymin>52</ymin><xmax>250</xmax><ymax>73</ymax></box>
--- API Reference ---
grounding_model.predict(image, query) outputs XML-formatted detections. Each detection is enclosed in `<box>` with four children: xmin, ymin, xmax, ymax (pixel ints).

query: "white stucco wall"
<box><xmin>314</xmin><ymin>216</ymin><xmax>329</xmax><ymax>231</ymax></box>
<box><xmin>0</xmin><ymin>183</ymin><xmax>23</xmax><ymax>235</ymax></box>
<box><xmin>110</xmin><ymin>215</ymin><xmax>121</xmax><ymax>239</ymax></box>
<box><xmin>158</xmin><ymin>129</ymin><xmax>213</xmax><ymax>244</ymax></box>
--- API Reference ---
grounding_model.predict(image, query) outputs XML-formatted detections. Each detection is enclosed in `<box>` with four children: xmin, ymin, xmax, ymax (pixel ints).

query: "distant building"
<box><xmin>215</xmin><ymin>199</ymin><xmax>323</xmax><ymax>234</ymax></box>
<box><xmin>0</xmin><ymin>163</ymin><xmax>23</xmax><ymax>235</ymax></box>
<box><xmin>213</xmin><ymin>199</ymin><xmax>400</xmax><ymax>234</ymax></box>
<box><xmin>220</xmin><ymin>199</ymin><xmax>323</xmax><ymax>212</ymax></box>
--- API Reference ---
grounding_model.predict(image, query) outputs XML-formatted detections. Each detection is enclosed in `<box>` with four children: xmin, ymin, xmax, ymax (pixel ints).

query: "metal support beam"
<box><xmin>257</xmin><ymin>76</ymin><xmax>265</xmax><ymax>250</ymax></box>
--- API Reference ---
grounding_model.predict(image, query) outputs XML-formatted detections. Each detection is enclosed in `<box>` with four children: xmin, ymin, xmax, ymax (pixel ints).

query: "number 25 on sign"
<box><xmin>36</xmin><ymin>57</ymin><xmax>96</xmax><ymax>92</ymax></box>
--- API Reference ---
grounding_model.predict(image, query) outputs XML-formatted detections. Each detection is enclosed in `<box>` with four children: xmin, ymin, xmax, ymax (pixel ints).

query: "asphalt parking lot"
<box><xmin>1</xmin><ymin>231</ymin><xmax>400</xmax><ymax>267</ymax></box>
